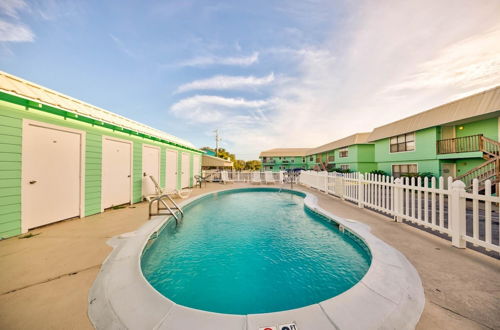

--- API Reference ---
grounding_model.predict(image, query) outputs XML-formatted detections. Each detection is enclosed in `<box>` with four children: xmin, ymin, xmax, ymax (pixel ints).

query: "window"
<box><xmin>327</xmin><ymin>155</ymin><xmax>335</xmax><ymax>163</ymax></box>
<box><xmin>339</xmin><ymin>147</ymin><xmax>348</xmax><ymax>158</ymax></box>
<box><xmin>390</xmin><ymin>133</ymin><xmax>415</xmax><ymax>152</ymax></box>
<box><xmin>392</xmin><ymin>164</ymin><xmax>418</xmax><ymax>178</ymax></box>
<box><xmin>340</xmin><ymin>164</ymin><xmax>350</xmax><ymax>171</ymax></box>
<box><xmin>309</xmin><ymin>156</ymin><xmax>313</xmax><ymax>161</ymax></box>
<box><xmin>302</xmin><ymin>157</ymin><xmax>305</xmax><ymax>162</ymax></box>
<box><xmin>316</xmin><ymin>156</ymin><xmax>321</xmax><ymax>163</ymax></box>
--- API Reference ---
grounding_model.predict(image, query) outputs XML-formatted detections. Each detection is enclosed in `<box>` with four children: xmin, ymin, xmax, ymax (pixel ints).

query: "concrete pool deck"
<box><xmin>0</xmin><ymin>183</ymin><xmax>499</xmax><ymax>329</ymax></box>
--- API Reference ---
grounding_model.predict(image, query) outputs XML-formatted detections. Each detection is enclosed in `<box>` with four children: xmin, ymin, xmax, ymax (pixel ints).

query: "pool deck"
<box><xmin>0</xmin><ymin>182</ymin><xmax>499</xmax><ymax>329</ymax></box>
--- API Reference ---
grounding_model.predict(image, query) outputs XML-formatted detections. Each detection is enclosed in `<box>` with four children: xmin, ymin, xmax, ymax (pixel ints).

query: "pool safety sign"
<box><xmin>259</xmin><ymin>323</ymin><xmax>298</xmax><ymax>330</ymax></box>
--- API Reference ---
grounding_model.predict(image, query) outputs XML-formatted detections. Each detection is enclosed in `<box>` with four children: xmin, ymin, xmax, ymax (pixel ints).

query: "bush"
<box><xmin>370</xmin><ymin>170</ymin><xmax>386</xmax><ymax>176</ymax></box>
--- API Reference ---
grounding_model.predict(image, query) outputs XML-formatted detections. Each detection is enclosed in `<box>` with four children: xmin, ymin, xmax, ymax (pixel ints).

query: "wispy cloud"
<box><xmin>384</xmin><ymin>24</ymin><xmax>500</xmax><ymax>94</ymax></box>
<box><xmin>170</xmin><ymin>95</ymin><xmax>270</xmax><ymax>124</ymax></box>
<box><xmin>175</xmin><ymin>73</ymin><xmax>275</xmax><ymax>94</ymax></box>
<box><xmin>220</xmin><ymin>0</ymin><xmax>500</xmax><ymax>159</ymax></box>
<box><xmin>171</xmin><ymin>95</ymin><xmax>268</xmax><ymax>112</ymax></box>
<box><xmin>109</xmin><ymin>34</ymin><xmax>137</xmax><ymax>59</ymax></box>
<box><xmin>0</xmin><ymin>0</ymin><xmax>27</xmax><ymax>18</ymax></box>
<box><xmin>177</xmin><ymin>52</ymin><xmax>259</xmax><ymax>67</ymax></box>
<box><xmin>0</xmin><ymin>19</ymin><xmax>34</xmax><ymax>42</ymax></box>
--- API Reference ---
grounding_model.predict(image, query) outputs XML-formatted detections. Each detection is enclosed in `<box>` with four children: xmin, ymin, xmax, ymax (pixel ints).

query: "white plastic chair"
<box><xmin>251</xmin><ymin>171</ymin><xmax>262</xmax><ymax>184</ymax></box>
<box><xmin>264</xmin><ymin>171</ymin><xmax>277</xmax><ymax>184</ymax></box>
<box><xmin>221</xmin><ymin>171</ymin><xmax>234</xmax><ymax>184</ymax></box>
<box><xmin>145</xmin><ymin>175</ymin><xmax>192</xmax><ymax>200</ymax></box>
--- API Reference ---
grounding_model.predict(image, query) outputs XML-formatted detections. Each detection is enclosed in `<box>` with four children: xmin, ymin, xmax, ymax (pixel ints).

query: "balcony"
<box><xmin>262</xmin><ymin>159</ymin><xmax>276</xmax><ymax>164</ymax></box>
<box><xmin>437</xmin><ymin>134</ymin><xmax>483</xmax><ymax>154</ymax></box>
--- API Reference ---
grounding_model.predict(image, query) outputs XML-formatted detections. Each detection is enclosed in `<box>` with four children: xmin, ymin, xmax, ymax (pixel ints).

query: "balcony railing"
<box><xmin>436</xmin><ymin>134</ymin><xmax>483</xmax><ymax>154</ymax></box>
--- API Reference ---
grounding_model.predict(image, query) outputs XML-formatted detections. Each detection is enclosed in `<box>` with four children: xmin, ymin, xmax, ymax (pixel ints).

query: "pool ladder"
<box><xmin>148</xmin><ymin>194</ymin><xmax>184</xmax><ymax>224</ymax></box>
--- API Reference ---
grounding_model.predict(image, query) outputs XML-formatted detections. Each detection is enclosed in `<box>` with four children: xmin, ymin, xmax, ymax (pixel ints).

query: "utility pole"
<box><xmin>214</xmin><ymin>129</ymin><xmax>221</xmax><ymax>157</ymax></box>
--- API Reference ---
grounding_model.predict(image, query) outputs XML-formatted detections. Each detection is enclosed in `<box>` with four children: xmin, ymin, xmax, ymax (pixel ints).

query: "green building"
<box><xmin>259</xmin><ymin>148</ymin><xmax>315</xmax><ymax>171</ymax></box>
<box><xmin>0</xmin><ymin>71</ymin><xmax>202</xmax><ymax>239</ymax></box>
<box><xmin>260</xmin><ymin>86</ymin><xmax>500</xmax><ymax>190</ymax></box>
<box><xmin>306</xmin><ymin>133</ymin><xmax>377</xmax><ymax>173</ymax></box>
<box><xmin>368</xmin><ymin>86</ymin><xmax>499</xmax><ymax>188</ymax></box>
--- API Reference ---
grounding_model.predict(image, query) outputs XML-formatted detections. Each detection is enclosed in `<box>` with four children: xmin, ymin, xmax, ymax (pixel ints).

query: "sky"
<box><xmin>1</xmin><ymin>0</ymin><xmax>500</xmax><ymax>160</ymax></box>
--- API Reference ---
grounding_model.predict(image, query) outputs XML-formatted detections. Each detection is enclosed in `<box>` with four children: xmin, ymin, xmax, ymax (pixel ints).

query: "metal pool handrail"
<box><xmin>148</xmin><ymin>193</ymin><xmax>184</xmax><ymax>224</ymax></box>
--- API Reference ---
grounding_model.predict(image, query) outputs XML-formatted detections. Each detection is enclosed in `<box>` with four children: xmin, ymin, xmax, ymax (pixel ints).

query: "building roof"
<box><xmin>0</xmin><ymin>71</ymin><xmax>197</xmax><ymax>150</ymax></box>
<box><xmin>368</xmin><ymin>86</ymin><xmax>500</xmax><ymax>142</ymax></box>
<box><xmin>259</xmin><ymin>148</ymin><xmax>312</xmax><ymax>157</ymax></box>
<box><xmin>307</xmin><ymin>133</ymin><xmax>372</xmax><ymax>155</ymax></box>
<box><xmin>202</xmin><ymin>154</ymin><xmax>233</xmax><ymax>167</ymax></box>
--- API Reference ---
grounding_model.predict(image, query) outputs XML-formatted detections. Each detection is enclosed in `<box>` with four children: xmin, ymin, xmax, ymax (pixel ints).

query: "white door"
<box><xmin>181</xmin><ymin>152</ymin><xmax>190</xmax><ymax>188</ymax></box>
<box><xmin>102</xmin><ymin>137</ymin><xmax>132</xmax><ymax>209</ymax></box>
<box><xmin>22</xmin><ymin>121</ymin><xmax>82</xmax><ymax>231</ymax></box>
<box><xmin>142</xmin><ymin>145</ymin><xmax>160</xmax><ymax>197</ymax></box>
<box><xmin>165</xmin><ymin>150</ymin><xmax>178</xmax><ymax>191</ymax></box>
<box><xmin>193</xmin><ymin>154</ymin><xmax>201</xmax><ymax>181</ymax></box>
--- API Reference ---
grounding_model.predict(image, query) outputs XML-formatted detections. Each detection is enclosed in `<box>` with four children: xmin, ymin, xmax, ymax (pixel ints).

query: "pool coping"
<box><xmin>88</xmin><ymin>187</ymin><xmax>425</xmax><ymax>330</ymax></box>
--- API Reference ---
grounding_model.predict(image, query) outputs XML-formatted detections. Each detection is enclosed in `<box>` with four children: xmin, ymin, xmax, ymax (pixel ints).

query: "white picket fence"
<box><xmin>202</xmin><ymin>170</ymin><xmax>284</xmax><ymax>183</ymax></box>
<box><xmin>299</xmin><ymin>171</ymin><xmax>500</xmax><ymax>254</ymax></box>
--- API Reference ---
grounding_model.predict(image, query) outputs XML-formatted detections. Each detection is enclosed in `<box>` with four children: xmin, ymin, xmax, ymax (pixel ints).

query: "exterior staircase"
<box><xmin>452</xmin><ymin>135</ymin><xmax>500</xmax><ymax>192</ymax></box>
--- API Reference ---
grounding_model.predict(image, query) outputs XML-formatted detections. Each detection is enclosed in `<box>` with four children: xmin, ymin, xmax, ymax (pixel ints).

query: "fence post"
<box><xmin>394</xmin><ymin>178</ymin><xmax>403</xmax><ymax>222</ymax></box>
<box><xmin>358</xmin><ymin>173</ymin><xmax>364</xmax><ymax>208</ymax></box>
<box><xmin>340</xmin><ymin>174</ymin><xmax>345</xmax><ymax>200</ymax></box>
<box><xmin>450</xmin><ymin>180</ymin><xmax>466</xmax><ymax>249</ymax></box>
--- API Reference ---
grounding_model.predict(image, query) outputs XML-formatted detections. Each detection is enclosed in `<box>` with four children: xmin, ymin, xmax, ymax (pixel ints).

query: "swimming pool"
<box><xmin>89</xmin><ymin>187</ymin><xmax>424</xmax><ymax>329</ymax></box>
<box><xmin>141</xmin><ymin>189</ymin><xmax>371</xmax><ymax>314</ymax></box>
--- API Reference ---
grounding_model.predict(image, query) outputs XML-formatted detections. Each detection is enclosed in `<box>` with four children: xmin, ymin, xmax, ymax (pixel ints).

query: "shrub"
<box><xmin>369</xmin><ymin>170</ymin><xmax>386</xmax><ymax>176</ymax></box>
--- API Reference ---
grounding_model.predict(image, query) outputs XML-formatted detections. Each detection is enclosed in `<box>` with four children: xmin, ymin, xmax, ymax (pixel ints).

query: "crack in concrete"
<box><xmin>0</xmin><ymin>264</ymin><xmax>101</xmax><ymax>296</ymax></box>
<box><xmin>430</xmin><ymin>300</ymin><xmax>494</xmax><ymax>330</ymax></box>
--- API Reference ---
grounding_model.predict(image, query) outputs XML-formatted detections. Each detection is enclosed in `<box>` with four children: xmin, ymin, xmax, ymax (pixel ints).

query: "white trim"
<box><xmin>338</xmin><ymin>147</ymin><xmax>349</xmax><ymax>158</ymax></box>
<box><xmin>391</xmin><ymin>162</ymin><xmax>419</xmax><ymax>177</ymax></box>
<box><xmin>165</xmin><ymin>149</ymin><xmax>179</xmax><ymax>191</ymax></box>
<box><xmin>388</xmin><ymin>132</ymin><xmax>416</xmax><ymax>154</ymax></box>
<box><xmin>101</xmin><ymin>136</ymin><xmax>134</xmax><ymax>212</ymax></box>
<box><xmin>88</xmin><ymin>187</ymin><xmax>424</xmax><ymax>329</ymax></box>
<box><xmin>21</xmin><ymin>119</ymin><xmax>86</xmax><ymax>233</ymax></box>
<box><xmin>142</xmin><ymin>144</ymin><xmax>161</xmax><ymax>198</ymax></box>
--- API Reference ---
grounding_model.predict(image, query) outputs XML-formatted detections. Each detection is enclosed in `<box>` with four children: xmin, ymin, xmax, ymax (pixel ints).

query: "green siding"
<box><xmin>0</xmin><ymin>112</ymin><xmax>21</xmax><ymax>238</ymax></box>
<box><xmin>455</xmin><ymin>117</ymin><xmax>498</xmax><ymax>141</ymax></box>
<box><xmin>133</xmin><ymin>143</ymin><xmax>143</xmax><ymax>203</ymax></box>
<box><xmin>375</xmin><ymin>127</ymin><xmax>440</xmax><ymax>176</ymax></box>
<box><xmin>455</xmin><ymin>158</ymin><xmax>485</xmax><ymax>177</ymax></box>
<box><xmin>177</xmin><ymin>150</ymin><xmax>182</xmax><ymax>189</ymax></box>
<box><xmin>160</xmin><ymin>147</ymin><xmax>166</xmax><ymax>189</ymax></box>
<box><xmin>0</xmin><ymin>98</ymin><xmax>200</xmax><ymax>239</ymax></box>
<box><xmin>85</xmin><ymin>132</ymin><xmax>102</xmax><ymax>216</ymax></box>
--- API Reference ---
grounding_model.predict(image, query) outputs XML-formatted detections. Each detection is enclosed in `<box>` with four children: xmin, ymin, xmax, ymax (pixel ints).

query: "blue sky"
<box><xmin>1</xmin><ymin>0</ymin><xmax>500</xmax><ymax>159</ymax></box>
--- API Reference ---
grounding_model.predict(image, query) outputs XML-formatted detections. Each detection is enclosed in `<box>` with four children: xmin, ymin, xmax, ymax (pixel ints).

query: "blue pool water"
<box><xmin>141</xmin><ymin>189</ymin><xmax>371</xmax><ymax>315</ymax></box>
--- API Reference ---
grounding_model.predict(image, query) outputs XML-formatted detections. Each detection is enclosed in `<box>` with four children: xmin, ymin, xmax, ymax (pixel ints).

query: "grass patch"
<box><xmin>19</xmin><ymin>232</ymin><xmax>41</xmax><ymax>239</ymax></box>
<box><xmin>112</xmin><ymin>205</ymin><xmax>126</xmax><ymax>210</ymax></box>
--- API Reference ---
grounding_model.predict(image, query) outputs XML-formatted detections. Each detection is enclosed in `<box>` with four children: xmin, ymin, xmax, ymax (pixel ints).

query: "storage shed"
<box><xmin>0</xmin><ymin>71</ymin><xmax>202</xmax><ymax>238</ymax></box>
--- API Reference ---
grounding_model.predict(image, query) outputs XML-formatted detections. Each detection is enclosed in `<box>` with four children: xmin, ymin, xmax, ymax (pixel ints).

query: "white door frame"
<box><xmin>181</xmin><ymin>152</ymin><xmax>191</xmax><ymax>188</ymax></box>
<box><xmin>165</xmin><ymin>149</ymin><xmax>179</xmax><ymax>191</ymax></box>
<box><xmin>21</xmin><ymin>119</ymin><xmax>86</xmax><ymax>233</ymax></box>
<box><xmin>101</xmin><ymin>136</ymin><xmax>133</xmax><ymax>212</ymax></box>
<box><xmin>142</xmin><ymin>144</ymin><xmax>161</xmax><ymax>198</ymax></box>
